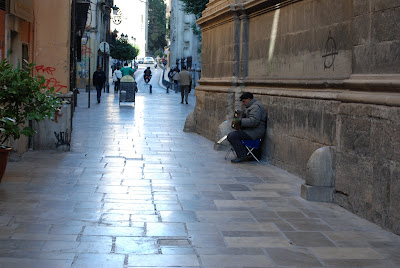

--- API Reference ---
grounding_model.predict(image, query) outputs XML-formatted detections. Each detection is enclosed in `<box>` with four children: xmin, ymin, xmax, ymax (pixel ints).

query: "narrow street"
<box><xmin>0</xmin><ymin>73</ymin><xmax>399</xmax><ymax>267</ymax></box>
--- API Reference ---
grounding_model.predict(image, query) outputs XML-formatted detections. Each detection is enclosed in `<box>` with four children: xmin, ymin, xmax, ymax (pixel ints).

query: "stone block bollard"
<box><xmin>301</xmin><ymin>146</ymin><xmax>335</xmax><ymax>202</ymax></box>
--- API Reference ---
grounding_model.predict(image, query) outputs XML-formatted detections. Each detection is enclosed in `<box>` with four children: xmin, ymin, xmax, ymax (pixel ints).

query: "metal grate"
<box><xmin>0</xmin><ymin>0</ymin><xmax>5</xmax><ymax>11</ymax></box>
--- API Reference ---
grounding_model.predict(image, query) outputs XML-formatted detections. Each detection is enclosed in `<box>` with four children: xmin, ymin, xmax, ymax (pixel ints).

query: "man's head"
<box><xmin>182</xmin><ymin>65</ymin><xmax>187</xmax><ymax>70</ymax></box>
<box><xmin>240</xmin><ymin>92</ymin><xmax>253</xmax><ymax>106</ymax></box>
<box><xmin>124</xmin><ymin>63</ymin><xmax>128</xmax><ymax>66</ymax></box>
<box><xmin>97</xmin><ymin>65</ymin><xmax>102</xmax><ymax>70</ymax></box>
<box><xmin>147</xmin><ymin>67</ymin><xmax>150</xmax><ymax>70</ymax></box>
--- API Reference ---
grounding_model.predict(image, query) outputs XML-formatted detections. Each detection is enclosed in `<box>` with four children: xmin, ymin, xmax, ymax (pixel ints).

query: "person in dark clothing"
<box><xmin>171</xmin><ymin>66</ymin><xmax>180</xmax><ymax>92</ymax></box>
<box><xmin>227</xmin><ymin>92</ymin><xmax>267</xmax><ymax>163</ymax></box>
<box><xmin>93</xmin><ymin>65</ymin><xmax>106</xmax><ymax>103</ymax></box>
<box><xmin>144</xmin><ymin>67</ymin><xmax>152</xmax><ymax>76</ymax></box>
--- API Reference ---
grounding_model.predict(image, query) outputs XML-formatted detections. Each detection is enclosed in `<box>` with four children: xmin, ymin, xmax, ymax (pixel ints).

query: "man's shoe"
<box><xmin>97</xmin><ymin>99</ymin><xmax>100</xmax><ymax>103</ymax></box>
<box><xmin>231</xmin><ymin>157</ymin><xmax>248</xmax><ymax>163</ymax></box>
<box><xmin>181</xmin><ymin>101</ymin><xmax>183</xmax><ymax>104</ymax></box>
<box><xmin>186</xmin><ymin>101</ymin><xmax>188</xmax><ymax>104</ymax></box>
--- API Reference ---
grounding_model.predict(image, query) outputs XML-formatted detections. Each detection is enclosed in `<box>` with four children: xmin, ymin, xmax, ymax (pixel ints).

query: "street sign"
<box><xmin>99</xmin><ymin>42</ymin><xmax>110</xmax><ymax>53</ymax></box>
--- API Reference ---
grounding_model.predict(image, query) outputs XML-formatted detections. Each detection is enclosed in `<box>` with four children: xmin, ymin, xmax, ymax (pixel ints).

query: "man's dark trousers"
<box><xmin>227</xmin><ymin>131</ymin><xmax>252</xmax><ymax>158</ymax></box>
<box><xmin>181</xmin><ymin>85</ymin><xmax>190</xmax><ymax>103</ymax></box>
<box><xmin>115</xmin><ymin>80</ymin><xmax>120</xmax><ymax>92</ymax></box>
<box><xmin>96</xmin><ymin>84</ymin><xmax>102</xmax><ymax>102</ymax></box>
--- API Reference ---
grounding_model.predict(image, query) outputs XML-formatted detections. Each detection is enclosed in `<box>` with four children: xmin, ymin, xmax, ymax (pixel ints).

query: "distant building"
<box><xmin>169</xmin><ymin>0</ymin><xmax>201</xmax><ymax>72</ymax></box>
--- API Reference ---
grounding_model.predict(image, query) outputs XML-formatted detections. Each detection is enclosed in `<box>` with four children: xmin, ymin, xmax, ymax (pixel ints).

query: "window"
<box><xmin>0</xmin><ymin>0</ymin><xmax>5</xmax><ymax>11</ymax></box>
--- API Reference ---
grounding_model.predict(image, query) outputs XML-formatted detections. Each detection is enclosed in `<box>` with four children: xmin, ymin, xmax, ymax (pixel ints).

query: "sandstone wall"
<box><xmin>335</xmin><ymin>102</ymin><xmax>400</xmax><ymax>234</ymax></box>
<box><xmin>195</xmin><ymin>0</ymin><xmax>400</xmax><ymax>234</ymax></box>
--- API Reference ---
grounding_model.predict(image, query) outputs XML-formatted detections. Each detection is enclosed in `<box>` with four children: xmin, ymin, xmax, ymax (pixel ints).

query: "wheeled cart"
<box><xmin>119</xmin><ymin>76</ymin><xmax>137</xmax><ymax>106</ymax></box>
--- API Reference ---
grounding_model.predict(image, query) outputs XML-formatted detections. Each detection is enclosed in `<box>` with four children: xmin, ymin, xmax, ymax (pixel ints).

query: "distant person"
<box><xmin>170</xmin><ymin>66</ymin><xmax>180</xmax><ymax>92</ymax></box>
<box><xmin>113</xmin><ymin>65</ymin><xmax>122</xmax><ymax>93</ymax></box>
<box><xmin>93</xmin><ymin>65</ymin><xmax>106</xmax><ymax>103</ymax></box>
<box><xmin>177</xmin><ymin>65</ymin><xmax>192</xmax><ymax>104</ymax></box>
<box><xmin>121</xmin><ymin>62</ymin><xmax>134</xmax><ymax>77</ymax></box>
<box><xmin>144</xmin><ymin>66</ymin><xmax>152</xmax><ymax>77</ymax></box>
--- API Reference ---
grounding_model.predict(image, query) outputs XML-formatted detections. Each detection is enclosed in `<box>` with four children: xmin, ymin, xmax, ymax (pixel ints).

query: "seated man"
<box><xmin>227</xmin><ymin>92</ymin><xmax>267</xmax><ymax>163</ymax></box>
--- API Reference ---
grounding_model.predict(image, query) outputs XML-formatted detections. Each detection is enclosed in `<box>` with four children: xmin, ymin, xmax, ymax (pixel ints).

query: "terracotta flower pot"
<box><xmin>0</xmin><ymin>147</ymin><xmax>12</xmax><ymax>182</ymax></box>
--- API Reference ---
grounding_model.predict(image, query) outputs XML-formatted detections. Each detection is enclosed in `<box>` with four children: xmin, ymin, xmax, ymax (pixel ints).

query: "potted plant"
<box><xmin>0</xmin><ymin>59</ymin><xmax>61</xmax><ymax>181</ymax></box>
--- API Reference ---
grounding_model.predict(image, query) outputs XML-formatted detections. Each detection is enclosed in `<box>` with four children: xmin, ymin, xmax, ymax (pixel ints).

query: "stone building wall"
<box><xmin>194</xmin><ymin>0</ymin><xmax>400</xmax><ymax>234</ymax></box>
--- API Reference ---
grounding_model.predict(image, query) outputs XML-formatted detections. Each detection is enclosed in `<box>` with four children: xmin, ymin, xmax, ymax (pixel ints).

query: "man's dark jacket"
<box><xmin>241</xmin><ymin>99</ymin><xmax>267</xmax><ymax>140</ymax></box>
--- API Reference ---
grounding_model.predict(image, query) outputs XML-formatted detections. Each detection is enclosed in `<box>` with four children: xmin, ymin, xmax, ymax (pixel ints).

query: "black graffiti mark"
<box><xmin>54</xmin><ymin>131</ymin><xmax>70</xmax><ymax>148</ymax></box>
<box><xmin>322</xmin><ymin>31</ymin><xmax>338</xmax><ymax>70</ymax></box>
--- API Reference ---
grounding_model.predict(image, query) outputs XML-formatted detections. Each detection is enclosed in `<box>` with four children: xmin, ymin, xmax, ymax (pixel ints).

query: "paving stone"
<box><xmin>225</xmin><ymin>236</ymin><xmax>292</xmax><ymax>247</ymax></box>
<box><xmin>190</xmin><ymin>235</ymin><xmax>227</xmax><ymax>248</ymax></box>
<box><xmin>310</xmin><ymin>247</ymin><xmax>385</xmax><ymax>259</ymax></box>
<box><xmin>266</xmin><ymin>247</ymin><xmax>323</xmax><ymax>267</ymax></box>
<box><xmin>214</xmin><ymin>200</ymin><xmax>268</xmax><ymax>210</ymax></box>
<box><xmin>284</xmin><ymin>231</ymin><xmax>335</xmax><ymax>247</ymax></box>
<box><xmin>146</xmin><ymin>222</ymin><xmax>187</xmax><ymax>237</ymax></box>
<box><xmin>0</xmin><ymin>258</ymin><xmax>72</xmax><ymax>268</ymax></box>
<box><xmin>219</xmin><ymin>184</ymin><xmax>251</xmax><ymax>191</ymax></box>
<box><xmin>199</xmin><ymin>254</ymin><xmax>274</xmax><ymax>267</ymax></box>
<box><xmin>115</xmin><ymin>237</ymin><xmax>158</xmax><ymax>254</ymax></box>
<box><xmin>159</xmin><ymin>210</ymin><xmax>198</xmax><ymax>222</ymax></box>
<box><xmin>127</xmin><ymin>254</ymin><xmax>199</xmax><ymax>267</ymax></box>
<box><xmin>83</xmin><ymin>226</ymin><xmax>144</xmax><ymax>236</ymax></box>
<box><xmin>74</xmin><ymin>253</ymin><xmax>125</xmax><ymax>267</ymax></box>
<box><xmin>234</xmin><ymin>176</ymin><xmax>265</xmax><ymax>184</ymax></box>
<box><xmin>285</xmin><ymin>218</ymin><xmax>334</xmax><ymax>231</ymax></box>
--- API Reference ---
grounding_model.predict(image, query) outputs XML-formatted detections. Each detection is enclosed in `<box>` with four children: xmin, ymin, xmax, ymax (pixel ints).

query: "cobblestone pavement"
<box><xmin>0</xmin><ymin>76</ymin><xmax>399</xmax><ymax>267</ymax></box>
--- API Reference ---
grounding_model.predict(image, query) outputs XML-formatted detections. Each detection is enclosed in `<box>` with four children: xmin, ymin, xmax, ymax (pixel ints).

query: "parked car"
<box><xmin>137</xmin><ymin>58</ymin><xmax>144</xmax><ymax>64</ymax></box>
<box><xmin>143</xmin><ymin>57</ymin><xmax>155</xmax><ymax>64</ymax></box>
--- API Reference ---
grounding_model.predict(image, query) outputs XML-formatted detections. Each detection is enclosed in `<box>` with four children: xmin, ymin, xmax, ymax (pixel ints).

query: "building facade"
<box><xmin>1</xmin><ymin>0</ymin><xmax>109</xmax><ymax>152</ymax></box>
<box><xmin>193</xmin><ymin>0</ymin><xmax>400</xmax><ymax>234</ymax></box>
<box><xmin>169</xmin><ymin>0</ymin><xmax>201</xmax><ymax>71</ymax></box>
<box><xmin>78</xmin><ymin>0</ymin><xmax>114</xmax><ymax>91</ymax></box>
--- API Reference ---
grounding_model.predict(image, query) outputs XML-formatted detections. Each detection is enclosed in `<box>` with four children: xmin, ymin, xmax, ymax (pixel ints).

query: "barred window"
<box><xmin>0</xmin><ymin>0</ymin><xmax>5</xmax><ymax>11</ymax></box>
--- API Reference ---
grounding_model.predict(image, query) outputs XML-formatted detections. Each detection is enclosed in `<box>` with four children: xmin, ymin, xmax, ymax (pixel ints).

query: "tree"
<box><xmin>110</xmin><ymin>39</ymin><xmax>139</xmax><ymax>62</ymax></box>
<box><xmin>180</xmin><ymin>0</ymin><xmax>208</xmax><ymax>19</ymax></box>
<box><xmin>148</xmin><ymin>0</ymin><xmax>167</xmax><ymax>56</ymax></box>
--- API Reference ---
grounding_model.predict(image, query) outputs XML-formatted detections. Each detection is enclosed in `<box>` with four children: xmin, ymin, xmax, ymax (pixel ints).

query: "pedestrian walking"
<box><xmin>113</xmin><ymin>66</ymin><xmax>122</xmax><ymax>93</ymax></box>
<box><xmin>177</xmin><ymin>65</ymin><xmax>192</xmax><ymax>104</ymax></box>
<box><xmin>93</xmin><ymin>65</ymin><xmax>106</xmax><ymax>103</ymax></box>
<box><xmin>171</xmin><ymin>66</ymin><xmax>180</xmax><ymax>93</ymax></box>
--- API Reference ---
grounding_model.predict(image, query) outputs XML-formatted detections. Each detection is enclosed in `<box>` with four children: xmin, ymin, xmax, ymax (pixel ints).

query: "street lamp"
<box><xmin>112</xmin><ymin>5</ymin><xmax>122</xmax><ymax>25</ymax></box>
<box><xmin>112</xmin><ymin>5</ymin><xmax>119</xmax><ymax>15</ymax></box>
<box><xmin>120</xmin><ymin>33</ymin><xmax>128</xmax><ymax>41</ymax></box>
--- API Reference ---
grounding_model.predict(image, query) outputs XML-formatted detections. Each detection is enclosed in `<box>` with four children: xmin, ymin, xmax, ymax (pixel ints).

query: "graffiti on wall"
<box><xmin>82</xmin><ymin>45</ymin><xmax>92</xmax><ymax>56</ymax></box>
<box><xmin>322</xmin><ymin>31</ymin><xmax>338</xmax><ymax>70</ymax></box>
<box><xmin>78</xmin><ymin>45</ymin><xmax>93</xmax><ymax>78</ymax></box>
<box><xmin>54</xmin><ymin>130</ymin><xmax>70</xmax><ymax>148</ymax></box>
<box><xmin>35</xmin><ymin>65</ymin><xmax>68</xmax><ymax>92</ymax></box>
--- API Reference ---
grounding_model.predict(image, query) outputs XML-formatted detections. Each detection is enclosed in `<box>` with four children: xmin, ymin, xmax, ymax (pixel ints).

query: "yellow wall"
<box><xmin>32</xmin><ymin>0</ymin><xmax>71</xmax><ymax>94</ymax></box>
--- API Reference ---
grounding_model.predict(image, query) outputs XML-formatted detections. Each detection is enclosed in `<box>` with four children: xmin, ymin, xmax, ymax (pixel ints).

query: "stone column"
<box><xmin>239</xmin><ymin>5</ymin><xmax>249</xmax><ymax>80</ymax></box>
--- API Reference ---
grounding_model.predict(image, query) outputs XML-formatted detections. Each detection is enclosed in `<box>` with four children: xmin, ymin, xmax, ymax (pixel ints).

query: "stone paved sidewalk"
<box><xmin>0</xmin><ymin>80</ymin><xmax>399</xmax><ymax>267</ymax></box>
